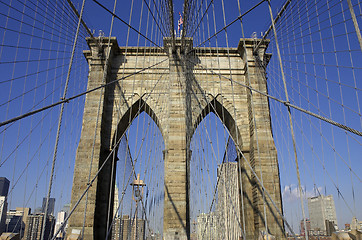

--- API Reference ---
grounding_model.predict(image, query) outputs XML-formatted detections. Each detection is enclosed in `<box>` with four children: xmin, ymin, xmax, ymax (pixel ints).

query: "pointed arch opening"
<box><xmin>98</xmin><ymin>98</ymin><xmax>165</xmax><ymax>239</ymax></box>
<box><xmin>189</xmin><ymin>98</ymin><xmax>244</xmax><ymax>239</ymax></box>
<box><xmin>192</xmin><ymin>97</ymin><xmax>243</xmax><ymax>149</ymax></box>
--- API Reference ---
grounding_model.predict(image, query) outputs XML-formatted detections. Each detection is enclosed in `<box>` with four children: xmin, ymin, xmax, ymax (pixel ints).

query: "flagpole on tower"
<box><xmin>178</xmin><ymin>12</ymin><xmax>183</xmax><ymax>37</ymax></box>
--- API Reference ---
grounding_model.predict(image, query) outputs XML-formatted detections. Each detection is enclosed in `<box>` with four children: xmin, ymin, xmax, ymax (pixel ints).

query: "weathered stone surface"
<box><xmin>68</xmin><ymin>37</ymin><xmax>285</xmax><ymax>240</ymax></box>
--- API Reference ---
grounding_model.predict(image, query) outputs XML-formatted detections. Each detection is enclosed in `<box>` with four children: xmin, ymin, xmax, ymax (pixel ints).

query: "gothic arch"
<box><xmin>111</xmin><ymin>95</ymin><xmax>165</xmax><ymax>149</ymax></box>
<box><xmin>69</xmin><ymin>37</ymin><xmax>285</xmax><ymax>240</ymax></box>
<box><xmin>192</xmin><ymin>95</ymin><xmax>243</xmax><ymax>149</ymax></box>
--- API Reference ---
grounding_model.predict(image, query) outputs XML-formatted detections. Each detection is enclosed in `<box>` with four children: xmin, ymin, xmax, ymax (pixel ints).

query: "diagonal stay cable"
<box><xmin>92</xmin><ymin>0</ymin><xmax>163</xmax><ymax>49</ymax></box>
<box><xmin>194</xmin><ymin>0</ymin><xmax>266</xmax><ymax>48</ymax></box>
<box><xmin>65</xmin><ymin>0</ymin><xmax>94</xmax><ymax>37</ymax></box>
<box><xmin>151</xmin><ymin>0</ymin><xmax>169</xmax><ymax>37</ymax></box>
<box><xmin>50</xmin><ymin>65</ymin><xmax>166</xmax><ymax>240</ymax></box>
<box><xmin>105</xmin><ymin>84</ymin><xmax>167</xmax><ymax>239</ymax></box>
<box><xmin>0</xmin><ymin>0</ymin><xmax>85</xmax><ymax>44</ymax></box>
<box><xmin>182</xmin><ymin>58</ymin><xmax>297</xmax><ymax>238</ymax></box>
<box><xmin>0</xmin><ymin>65</ymin><xmax>71</xmax><ymax>107</ymax></box>
<box><xmin>189</xmin><ymin>0</ymin><xmax>213</xmax><ymax>38</ymax></box>
<box><xmin>0</xmin><ymin>58</ymin><xmax>168</xmax><ymax>128</ymax></box>
<box><xmin>286</xmin><ymin>93</ymin><xmax>362</xmax><ymax>183</ymax></box>
<box><xmin>40</xmin><ymin>0</ymin><xmax>87</xmax><ymax>238</ymax></box>
<box><xmin>254</xmin><ymin>0</ymin><xmax>292</xmax><ymax>53</ymax></box>
<box><xmin>187</xmin><ymin>58</ymin><xmax>362</xmax><ymax>137</ymax></box>
<box><xmin>143</xmin><ymin>0</ymin><xmax>167</xmax><ymax>37</ymax></box>
<box><xmin>266</xmin><ymin>62</ymin><xmax>362</xmax><ymax>147</ymax></box>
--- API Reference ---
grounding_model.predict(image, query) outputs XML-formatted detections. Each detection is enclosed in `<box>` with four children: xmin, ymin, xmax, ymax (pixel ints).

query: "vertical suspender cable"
<box><xmin>266</xmin><ymin>1</ymin><xmax>308</xmax><ymax>239</ymax></box>
<box><xmin>40</xmin><ymin>0</ymin><xmax>87</xmax><ymax>239</ymax></box>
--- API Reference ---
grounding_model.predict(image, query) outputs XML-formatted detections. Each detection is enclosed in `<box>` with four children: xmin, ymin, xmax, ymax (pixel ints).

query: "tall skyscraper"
<box><xmin>216</xmin><ymin>162</ymin><xmax>242</xmax><ymax>240</ymax></box>
<box><xmin>114</xmin><ymin>184</ymin><xmax>119</xmax><ymax>218</ymax></box>
<box><xmin>121</xmin><ymin>215</ymin><xmax>130</xmax><ymax>240</ymax></box>
<box><xmin>131</xmin><ymin>217</ymin><xmax>145</xmax><ymax>240</ymax></box>
<box><xmin>112</xmin><ymin>215</ymin><xmax>145</xmax><ymax>240</ymax></box>
<box><xmin>0</xmin><ymin>177</ymin><xmax>9</xmax><ymax>235</ymax></box>
<box><xmin>112</xmin><ymin>216</ymin><xmax>121</xmax><ymax>240</ymax></box>
<box><xmin>53</xmin><ymin>211</ymin><xmax>67</xmax><ymax>239</ymax></box>
<box><xmin>0</xmin><ymin>178</ymin><xmax>10</xmax><ymax>197</ymax></box>
<box><xmin>41</xmin><ymin>198</ymin><xmax>55</xmax><ymax>216</ymax></box>
<box><xmin>307</xmin><ymin>195</ymin><xmax>338</xmax><ymax>234</ymax></box>
<box><xmin>0</xmin><ymin>196</ymin><xmax>7</xmax><ymax>235</ymax></box>
<box><xmin>23</xmin><ymin>213</ymin><xmax>55</xmax><ymax>240</ymax></box>
<box><xmin>196</xmin><ymin>212</ymin><xmax>217</xmax><ymax>240</ymax></box>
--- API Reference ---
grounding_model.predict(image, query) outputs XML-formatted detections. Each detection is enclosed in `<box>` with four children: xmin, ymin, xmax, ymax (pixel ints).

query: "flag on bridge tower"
<box><xmin>178</xmin><ymin>12</ymin><xmax>183</xmax><ymax>36</ymax></box>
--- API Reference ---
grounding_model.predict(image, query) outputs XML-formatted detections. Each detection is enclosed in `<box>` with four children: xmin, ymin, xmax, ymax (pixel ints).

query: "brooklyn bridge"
<box><xmin>0</xmin><ymin>0</ymin><xmax>361</xmax><ymax>239</ymax></box>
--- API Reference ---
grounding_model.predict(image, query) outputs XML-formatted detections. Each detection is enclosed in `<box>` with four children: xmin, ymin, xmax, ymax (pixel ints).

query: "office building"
<box><xmin>197</xmin><ymin>212</ymin><xmax>218</xmax><ymax>240</ymax></box>
<box><xmin>307</xmin><ymin>195</ymin><xmax>338</xmax><ymax>234</ymax></box>
<box><xmin>112</xmin><ymin>216</ymin><xmax>121</xmax><ymax>240</ymax></box>
<box><xmin>114</xmin><ymin>184</ymin><xmax>119</xmax><ymax>218</ymax></box>
<box><xmin>0</xmin><ymin>178</ymin><xmax>9</xmax><ymax>197</ymax></box>
<box><xmin>132</xmin><ymin>217</ymin><xmax>145</xmax><ymax>240</ymax></box>
<box><xmin>53</xmin><ymin>211</ymin><xmax>67</xmax><ymax>239</ymax></box>
<box><xmin>216</xmin><ymin>162</ymin><xmax>242</xmax><ymax>239</ymax></box>
<box><xmin>41</xmin><ymin>198</ymin><xmax>55</xmax><ymax>216</ymax></box>
<box><xmin>351</xmin><ymin>217</ymin><xmax>362</xmax><ymax>231</ymax></box>
<box><xmin>121</xmin><ymin>215</ymin><xmax>131</xmax><ymax>240</ymax></box>
<box><xmin>300</xmin><ymin>219</ymin><xmax>311</xmax><ymax>236</ymax></box>
<box><xmin>0</xmin><ymin>178</ymin><xmax>9</xmax><ymax>236</ymax></box>
<box><xmin>23</xmin><ymin>213</ymin><xmax>55</xmax><ymax>240</ymax></box>
<box><xmin>0</xmin><ymin>197</ymin><xmax>7</xmax><ymax>235</ymax></box>
<box><xmin>5</xmin><ymin>208</ymin><xmax>30</xmax><ymax>238</ymax></box>
<box><xmin>112</xmin><ymin>215</ymin><xmax>145</xmax><ymax>240</ymax></box>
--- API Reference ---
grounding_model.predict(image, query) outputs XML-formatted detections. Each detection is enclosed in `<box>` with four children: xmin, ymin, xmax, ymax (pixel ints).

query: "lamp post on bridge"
<box><xmin>131</xmin><ymin>173</ymin><xmax>146</xmax><ymax>240</ymax></box>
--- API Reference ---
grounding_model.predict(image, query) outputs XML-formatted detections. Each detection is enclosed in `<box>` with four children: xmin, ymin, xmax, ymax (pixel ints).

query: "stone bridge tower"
<box><xmin>68</xmin><ymin>37</ymin><xmax>285</xmax><ymax>240</ymax></box>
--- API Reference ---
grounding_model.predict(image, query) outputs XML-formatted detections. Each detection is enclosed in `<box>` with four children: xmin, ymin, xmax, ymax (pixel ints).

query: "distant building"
<box><xmin>351</xmin><ymin>217</ymin><xmax>362</xmax><ymax>231</ymax></box>
<box><xmin>197</xmin><ymin>212</ymin><xmax>217</xmax><ymax>240</ymax></box>
<box><xmin>0</xmin><ymin>178</ymin><xmax>9</xmax><ymax>236</ymax></box>
<box><xmin>0</xmin><ymin>197</ymin><xmax>7</xmax><ymax>235</ymax></box>
<box><xmin>300</xmin><ymin>219</ymin><xmax>311</xmax><ymax>236</ymax></box>
<box><xmin>121</xmin><ymin>215</ymin><xmax>131</xmax><ymax>240</ymax></box>
<box><xmin>112</xmin><ymin>216</ymin><xmax>121</xmax><ymax>240</ymax></box>
<box><xmin>5</xmin><ymin>208</ymin><xmax>30</xmax><ymax>238</ymax></box>
<box><xmin>134</xmin><ymin>218</ymin><xmax>145</xmax><ymax>240</ymax></box>
<box><xmin>62</xmin><ymin>204</ymin><xmax>70</xmax><ymax>215</ymax></box>
<box><xmin>114</xmin><ymin>184</ymin><xmax>119</xmax><ymax>218</ymax></box>
<box><xmin>23</xmin><ymin>213</ymin><xmax>55</xmax><ymax>240</ymax></box>
<box><xmin>112</xmin><ymin>215</ymin><xmax>145</xmax><ymax>240</ymax></box>
<box><xmin>0</xmin><ymin>178</ymin><xmax>9</xmax><ymax>197</ymax></box>
<box><xmin>5</xmin><ymin>210</ymin><xmax>22</xmax><ymax>235</ymax></box>
<box><xmin>34</xmin><ymin>208</ymin><xmax>42</xmax><ymax>214</ymax></box>
<box><xmin>53</xmin><ymin>211</ymin><xmax>67</xmax><ymax>239</ymax></box>
<box><xmin>216</xmin><ymin>162</ymin><xmax>242</xmax><ymax>239</ymax></box>
<box><xmin>325</xmin><ymin>219</ymin><xmax>337</xmax><ymax>236</ymax></box>
<box><xmin>41</xmin><ymin>198</ymin><xmax>55</xmax><ymax>216</ymax></box>
<box><xmin>307</xmin><ymin>195</ymin><xmax>338</xmax><ymax>235</ymax></box>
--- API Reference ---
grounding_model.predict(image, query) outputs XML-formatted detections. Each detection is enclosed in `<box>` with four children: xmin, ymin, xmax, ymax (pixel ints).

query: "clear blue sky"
<box><xmin>0</xmin><ymin>0</ymin><xmax>361</xmax><ymax>236</ymax></box>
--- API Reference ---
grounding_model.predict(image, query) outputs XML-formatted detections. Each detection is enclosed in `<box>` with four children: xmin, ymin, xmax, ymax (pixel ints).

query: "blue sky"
<box><xmin>0</xmin><ymin>0</ymin><xmax>361</xmax><ymax>236</ymax></box>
